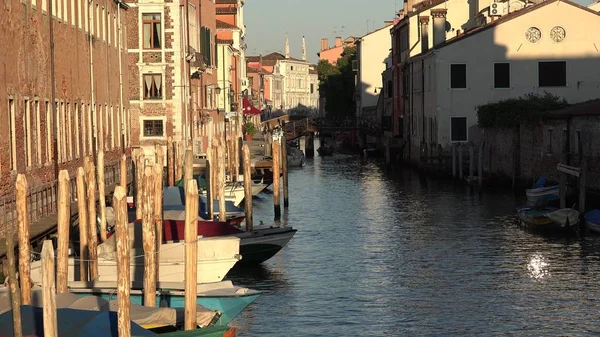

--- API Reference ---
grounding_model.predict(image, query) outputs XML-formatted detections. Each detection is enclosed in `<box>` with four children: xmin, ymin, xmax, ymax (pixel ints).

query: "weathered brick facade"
<box><xmin>127</xmin><ymin>0</ymin><xmax>219</xmax><ymax>158</ymax></box>
<box><xmin>0</xmin><ymin>0</ymin><xmax>130</xmax><ymax>199</ymax></box>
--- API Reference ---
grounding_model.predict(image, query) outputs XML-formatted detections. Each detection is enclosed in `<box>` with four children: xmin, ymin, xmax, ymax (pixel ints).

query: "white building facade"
<box><xmin>355</xmin><ymin>24</ymin><xmax>393</xmax><ymax>117</ymax></box>
<box><xmin>406</xmin><ymin>0</ymin><xmax>600</xmax><ymax>154</ymax></box>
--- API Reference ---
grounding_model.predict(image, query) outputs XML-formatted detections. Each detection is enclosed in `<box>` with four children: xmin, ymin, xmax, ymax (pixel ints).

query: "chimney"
<box><xmin>404</xmin><ymin>0</ymin><xmax>415</xmax><ymax>13</ymax></box>
<box><xmin>431</xmin><ymin>9</ymin><xmax>448</xmax><ymax>46</ymax></box>
<box><xmin>285</xmin><ymin>34</ymin><xmax>290</xmax><ymax>59</ymax></box>
<box><xmin>335</xmin><ymin>37</ymin><xmax>342</xmax><ymax>47</ymax></box>
<box><xmin>321</xmin><ymin>38</ymin><xmax>328</xmax><ymax>51</ymax></box>
<box><xmin>418</xmin><ymin>16</ymin><xmax>429</xmax><ymax>53</ymax></box>
<box><xmin>302</xmin><ymin>36</ymin><xmax>307</xmax><ymax>61</ymax></box>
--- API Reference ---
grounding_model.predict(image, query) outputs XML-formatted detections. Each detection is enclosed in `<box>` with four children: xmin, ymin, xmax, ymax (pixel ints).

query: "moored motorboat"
<box><xmin>526</xmin><ymin>178</ymin><xmax>559</xmax><ymax>205</ymax></box>
<box><xmin>66</xmin><ymin>280</ymin><xmax>261</xmax><ymax>326</ymax></box>
<box><xmin>30</xmin><ymin>224</ymin><xmax>241</xmax><ymax>285</ymax></box>
<box><xmin>161</xmin><ymin>215</ymin><xmax>297</xmax><ymax>265</ymax></box>
<box><xmin>516</xmin><ymin>205</ymin><xmax>570</xmax><ymax>231</ymax></box>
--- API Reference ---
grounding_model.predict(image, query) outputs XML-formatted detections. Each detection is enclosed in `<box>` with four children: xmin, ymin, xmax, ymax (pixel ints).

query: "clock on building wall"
<box><xmin>550</xmin><ymin>26</ymin><xmax>566</xmax><ymax>42</ymax></box>
<box><xmin>525</xmin><ymin>27</ymin><xmax>542</xmax><ymax>43</ymax></box>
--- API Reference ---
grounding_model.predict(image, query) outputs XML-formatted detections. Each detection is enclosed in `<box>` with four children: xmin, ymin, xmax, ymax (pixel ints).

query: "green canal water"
<box><xmin>226</xmin><ymin>141</ymin><xmax>600</xmax><ymax>336</ymax></box>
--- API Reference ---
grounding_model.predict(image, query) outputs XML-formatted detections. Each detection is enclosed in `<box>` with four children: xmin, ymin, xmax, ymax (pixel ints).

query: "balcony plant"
<box><xmin>244</xmin><ymin>121</ymin><xmax>258</xmax><ymax>141</ymax></box>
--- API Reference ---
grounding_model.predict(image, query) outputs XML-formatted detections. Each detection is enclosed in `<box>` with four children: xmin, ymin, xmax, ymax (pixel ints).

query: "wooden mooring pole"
<box><xmin>86</xmin><ymin>164</ymin><xmax>99</xmax><ymax>280</ymax></box>
<box><xmin>452</xmin><ymin>144</ymin><xmax>456</xmax><ymax>179</ymax></box>
<box><xmin>281</xmin><ymin>129</ymin><xmax>289</xmax><ymax>208</ymax></box>
<box><xmin>458</xmin><ymin>144</ymin><xmax>464</xmax><ymax>180</ymax></box>
<box><xmin>6</xmin><ymin>233</ymin><xmax>22</xmax><ymax>337</ymax></box>
<box><xmin>76</xmin><ymin>167</ymin><xmax>89</xmax><ymax>281</ymax></box>
<box><xmin>272</xmin><ymin>134</ymin><xmax>282</xmax><ymax>220</ymax></box>
<box><xmin>469</xmin><ymin>143</ymin><xmax>475</xmax><ymax>185</ymax></box>
<box><xmin>184</xmin><ymin>179</ymin><xmax>199</xmax><ymax>331</ymax></box>
<box><xmin>114</xmin><ymin>186</ymin><xmax>131</xmax><ymax>337</ymax></box>
<box><xmin>478</xmin><ymin>141</ymin><xmax>484</xmax><ymax>187</ymax></box>
<box><xmin>142</xmin><ymin>166</ymin><xmax>157</xmax><ymax>307</ymax></box>
<box><xmin>243</xmin><ymin>144</ymin><xmax>253</xmax><ymax>231</ymax></box>
<box><xmin>16</xmin><ymin>174</ymin><xmax>31</xmax><ymax>305</ymax></box>
<box><xmin>135</xmin><ymin>152</ymin><xmax>145</xmax><ymax>220</ymax></box>
<box><xmin>218</xmin><ymin>140</ymin><xmax>227</xmax><ymax>222</ymax></box>
<box><xmin>120</xmin><ymin>154</ymin><xmax>127</xmax><ymax>189</ymax></box>
<box><xmin>167</xmin><ymin>136</ymin><xmax>175</xmax><ymax>187</ymax></box>
<box><xmin>206</xmin><ymin>146</ymin><xmax>213</xmax><ymax>220</ymax></box>
<box><xmin>57</xmin><ymin>170</ymin><xmax>70</xmax><ymax>293</ymax></box>
<box><xmin>41</xmin><ymin>240</ymin><xmax>58</xmax><ymax>337</ymax></box>
<box><xmin>153</xmin><ymin>164</ymin><xmax>163</xmax><ymax>268</ymax></box>
<box><xmin>184</xmin><ymin>144</ymin><xmax>193</xmax><ymax>183</ymax></box>
<box><xmin>98</xmin><ymin>151</ymin><xmax>107</xmax><ymax>242</ymax></box>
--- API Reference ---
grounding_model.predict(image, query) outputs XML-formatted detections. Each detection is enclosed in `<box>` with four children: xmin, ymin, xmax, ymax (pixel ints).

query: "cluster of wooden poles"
<box><xmin>2</xmin><ymin>117</ymin><xmax>291</xmax><ymax>337</ymax></box>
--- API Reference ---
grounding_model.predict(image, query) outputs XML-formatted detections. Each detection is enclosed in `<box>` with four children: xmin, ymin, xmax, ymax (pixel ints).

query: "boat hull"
<box><xmin>526</xmin><ymin>185</ymin><xmax>560</xmax><ymax>204</ymax></box>
<box><xmin>235</xmin><ymin>227</ymin><xmax>297</xmax><ymax>264</ymax></box>
<box><xmin>31</xmin><ymin>236</ymin><xmax>241</xmax><ymax>285</ymax></box>
<box><xmin>68</xmin><ymin>281</ymin><xmax>260</xmax><ymax>326</ymax></box>
<box><xmin>516</xmin><ymin>206</ymin><xmax>569</xmax><ymax>232</ymax></box>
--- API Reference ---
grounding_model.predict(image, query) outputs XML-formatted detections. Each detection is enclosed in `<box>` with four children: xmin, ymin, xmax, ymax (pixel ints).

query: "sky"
<box><xmin>243</xmin><ymin>0</ymin><xmax>596</xmax><ymax>64</ymax></box>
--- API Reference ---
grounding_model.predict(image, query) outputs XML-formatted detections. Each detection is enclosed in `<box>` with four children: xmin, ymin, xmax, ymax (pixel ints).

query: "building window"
<box><xmin>386</xmin><ymin>80</ymin><xmax>392</xmax><ymax>98</ymax></box>
<box><xmin>494</xmin><ymin>63</ymin><xmax>510</xmax><ymax>89</ymax></box>
<box><xmin>142</xmin><ymin>13</ymin><xmax>161</xmax><ymax>49</ymax></box>
<box><xmin>143</xmin><ymin>120</ymin><xmax>164</xmax><ymax>137</ymax></box>
<box><xmin>9</xmin><ymin>99</ymin><xmax>17</xmax><ymax>171</ymax></box>
<box><xmin>450</xmin><ymin>64</ymin><xmax>466</xmax><ymax>89</ymax></box>
<box><xmin>34</xmin><ymin>100</ymin><xmax>41</xmax><ymax>165</ymax></box>
<box><xmin>143</xmin><ymin>74</ymin><xmax>162</xmax><ymax>99</ymax></box>
<box><xmin>575</xmin><ymin>130</ymin><xmax>581</xmax><ymax>155</ymax></box>
<box><xmin>74</xmin><ymin>103</ymin><xmax>80</xmax><ymax>158</ymax></box>
<box><xmin>24</xmin><ymin>99</ymin><xmax>32</xmax><ymax>167</ymax></box>
<box><xmin>45</xmin><ymin>100</ymin><xmax>52</xmax><ymax>164</ymax></box>
<box><xmin>450</xmin><ymin>117</ymin><xmax>467</xmax><ymax>142</ymax></box>
<box><xmin>67</xmin><ymin>103</ymin><xmax>72</xmax><ymax>160</ymax></box>
<box><xmin>539</xmin><ymin>61</ymin><xmax>566</xmax><ymax>87</ymax></box>
<box><xmin>310</xmin><ymin>83</ymin><xmax>314</xmax><ymax>94</ymax></box>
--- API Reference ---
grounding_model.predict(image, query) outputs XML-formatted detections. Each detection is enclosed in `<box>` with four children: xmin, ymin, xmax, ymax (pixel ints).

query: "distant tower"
<box><xmin>301</xmin><ymin>36</ymin><xmax>307</xmax><ymax>61</ymax></box>
<box><xmin>285</xmin><ymin>34</ymin><xmax>290</xmax><ymax>59</ymax></box>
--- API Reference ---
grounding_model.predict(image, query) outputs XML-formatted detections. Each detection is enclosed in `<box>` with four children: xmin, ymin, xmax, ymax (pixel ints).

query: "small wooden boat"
<box><xmin>584</xmin><ymin>209</ymin><xmax>600</xmax><ymax>234</ymax></box>
<box><xmin>546</xmin><ymin>208</ymin><xmax>580</xmax><ymax>227</ymax></box>
<box><xmin>526</xmin><ymin>178</ymin><xmax>559</xmax><ymax>205</ymax></box>
<box><xmin>516</xmin><ymin>206</ymin><xmax>558</xmax><ymax>228</ymax></box>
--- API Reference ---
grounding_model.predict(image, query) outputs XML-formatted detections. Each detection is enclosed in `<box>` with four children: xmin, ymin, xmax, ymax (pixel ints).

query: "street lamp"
<box><xmin>215</xmin><ymin>86</ymin><xmax>221</xmax><ymax>96</ymax></box>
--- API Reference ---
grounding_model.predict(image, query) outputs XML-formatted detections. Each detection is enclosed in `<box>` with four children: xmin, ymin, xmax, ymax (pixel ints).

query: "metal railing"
<box><xmin>0</xmin><ymin>157</ymin><xmax>132</xmax><ymax>237</ymax></box>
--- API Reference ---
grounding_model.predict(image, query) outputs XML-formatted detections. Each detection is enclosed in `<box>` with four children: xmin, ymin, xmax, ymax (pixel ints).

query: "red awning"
<box><xmin>242</xmin><ymin>97</ymin><xmax>262</xmax><ymax>115</ymax></box>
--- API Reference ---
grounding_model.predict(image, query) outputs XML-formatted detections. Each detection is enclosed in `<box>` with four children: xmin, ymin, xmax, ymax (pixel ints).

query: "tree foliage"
<box><xmin>477</xmin><ymin>92</ymin><xmax>569</xmax><ymax>128</ymax></box>
<box><xmin>318</xmin><ymin>46</ymin><xmax>357</xmax><ymax>119</ymax></box>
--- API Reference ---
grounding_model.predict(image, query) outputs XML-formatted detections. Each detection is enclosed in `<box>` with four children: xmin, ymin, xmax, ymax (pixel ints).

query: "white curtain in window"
<box><xmin>154</xmin><ymin>75</ymin><xmax>162</xmax><ymax>96</ymax></box>
<box><xmin>144</xmin><ymin>75</ymin><xmax>152</xmax><ymax>97</ymax></box>
<box><xmin>143</xmin><ymin>23</ymin><xmax>151</xmax><ymax>48</ymax></box>
<box><xmin>155</xmin><ymin>23</ymin><xmax>161</xmax><ymax>47</ymax></box>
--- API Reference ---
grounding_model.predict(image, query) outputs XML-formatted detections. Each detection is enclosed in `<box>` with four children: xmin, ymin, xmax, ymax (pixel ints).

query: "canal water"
<box><xmin>227</xmin><ymin>142</ymin><xmax>600</xmax><ymax>336</ymax></box>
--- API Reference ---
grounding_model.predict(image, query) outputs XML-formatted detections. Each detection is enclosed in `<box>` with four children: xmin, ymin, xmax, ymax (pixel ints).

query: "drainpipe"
<box><xmin>89</xmin><ymin>0</ymin><xmax>98</xmax><ymax>163</ymax></box>
<box><xmin>117</xmin><ymin>0</ymin><xmax>125</xmax><ymax>153</ymax></box>
<box><xmin>49</xmin><ymin>0</ymin><xmax>58</xmax><ymax>180</ymax></box>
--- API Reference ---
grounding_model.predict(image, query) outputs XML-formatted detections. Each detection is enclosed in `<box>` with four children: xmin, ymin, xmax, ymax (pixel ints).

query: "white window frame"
<box><xmin>140</xmin><ymin>117</ymin><xmax>166</xmax><ymax>139</ymax></box>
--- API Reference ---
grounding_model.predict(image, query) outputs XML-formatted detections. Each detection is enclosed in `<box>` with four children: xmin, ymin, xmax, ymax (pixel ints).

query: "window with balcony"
<box><xmin>143</xmin><ymin>74</ymin><xmax>162</xmax><ymax>99</ymax></box>
<box><xmin>142</xmin><ymin>13</ymin><xmax>161</xmax><ymax>49</ymax></box>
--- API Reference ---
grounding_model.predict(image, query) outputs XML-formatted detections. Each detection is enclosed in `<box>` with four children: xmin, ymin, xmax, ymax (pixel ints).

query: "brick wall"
<box><xmin>0</xmin><ymin>0</ymin><xmax>130</xmax><ymax>199</ymax></box>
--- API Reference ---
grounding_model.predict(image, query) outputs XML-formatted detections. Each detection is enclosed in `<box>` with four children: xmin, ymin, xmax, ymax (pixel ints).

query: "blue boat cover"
<box><xmin>534</xmin><ymin>177</ymin><xmax>547</xmax><ymax>188</ymax></box>
<box><xmin>584</xmin><ymin>209</ymin><xmax>600</xmax><ymax>224</ymax></box>
<box><xmin>0</xmin><ymin>306</ymin><xmax>153</xmax><ymax>337</ymax></box>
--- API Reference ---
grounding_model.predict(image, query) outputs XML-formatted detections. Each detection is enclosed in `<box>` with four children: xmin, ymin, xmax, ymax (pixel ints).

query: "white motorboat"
<box><xmin>30</xmin><ymin>222</ymin><xmax>241</xmax><ymax>285</ymax></box>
